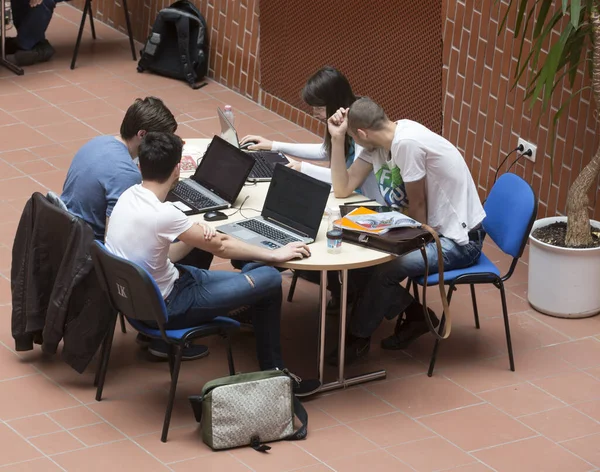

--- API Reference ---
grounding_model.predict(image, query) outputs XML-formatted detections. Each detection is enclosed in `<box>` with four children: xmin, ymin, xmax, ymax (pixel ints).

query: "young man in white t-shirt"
<box><xmin>106</xmin><ymin>132</ymin><xmax>319</xmax><ymax>395</ymax></box>
<box><xmin>327</xmin><ymin>98</ymin><xmax>486</xmax><ymax>364</ymax></box>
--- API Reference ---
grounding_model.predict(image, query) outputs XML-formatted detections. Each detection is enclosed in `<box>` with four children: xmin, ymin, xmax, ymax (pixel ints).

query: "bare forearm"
<box><xmin>214</xmin><ymin>236</ymin><xmax>276</xmax><ymax>263</ymax></box>
<box><xmin>408</xmin><ymin>204</ymin><xmax>427</xmax><ymax>225</ymax></box>
<box><xmin>330</xmin><ymin>136</ymin><xmax>352</xmax><ymax>197</ymax></box>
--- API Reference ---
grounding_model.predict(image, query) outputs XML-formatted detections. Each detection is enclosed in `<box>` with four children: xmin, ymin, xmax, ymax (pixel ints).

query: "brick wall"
<box><xmin>82</xmin><ymin>0</ymin><xmax>600</xmax><ymax>220</ymax></box>
<box><xmin>443</xmin><ymin>0</ymin><xmax>600</xmax><ymax>220</ymax></box>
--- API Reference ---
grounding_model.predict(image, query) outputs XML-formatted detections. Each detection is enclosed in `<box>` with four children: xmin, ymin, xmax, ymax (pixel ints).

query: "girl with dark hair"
<box><xmin>241</xmin><ymin>66</ymin><xmax>382</xmax><ymax>202</ymax></box>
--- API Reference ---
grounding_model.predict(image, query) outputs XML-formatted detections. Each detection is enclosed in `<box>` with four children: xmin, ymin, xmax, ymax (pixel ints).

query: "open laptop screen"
<box><xmin>192</xmin><ymin>136</ymin><xmax>255</xmax><ymax>203</ymax></box>
<box><xmin>217</xmin><ymin>107</ymin><xmax>239</xmax><ymax>148</ymax></box>
<box><xmin>262</xmin><ymin>164</ymin><xmax>331</xmax><ymax>239</ymax></box>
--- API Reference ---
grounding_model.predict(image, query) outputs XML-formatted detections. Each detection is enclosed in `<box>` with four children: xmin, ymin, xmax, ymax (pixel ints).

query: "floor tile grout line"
<box><xmin>1</xmin><ymin>418</ymin><xmax>68</xmax><ymax>471</ymax></box>
<box><xmin>557</xmin><ymin>431</ymin><xmax>600</xmax><ymax>445</ymax></box>
<box><xmin>441</xmin><ymin>374</ymin><xmax>599</xmax><ymax>469</ymax></box>
<box><xmin>0</xmin><ymin>340</ymin><xmax>170</xmax><ymax>467</ymax></box>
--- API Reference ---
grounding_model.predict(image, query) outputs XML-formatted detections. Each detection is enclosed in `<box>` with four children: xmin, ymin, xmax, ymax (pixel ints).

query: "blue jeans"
<box><xmin>163</xmin><ymin>263</ymin><xmax>284</xmax><ymax>371</ymax></box>
<box><xmin>11</xmin><ymin>0</ymin><xmax>58</xmax><ymax>50</ymax></box>
<box><xmin>350</xmin><ymin>236</ymin><xmax>483</xmax><ymax>338</ymax></box>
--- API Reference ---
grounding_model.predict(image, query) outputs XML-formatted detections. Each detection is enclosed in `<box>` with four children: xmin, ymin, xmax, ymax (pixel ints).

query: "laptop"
<box><xmin>217</xmin><ymin>164</ymin><xmax>331</xmax><ymax>249</ymax></box>
<box><xmin>217</xmin><ymin>107</ymin><xmax>290</xmax><ymax>181</ymax></box>
<box><xmin>166</xmin><ymin>136</ymin><xmax>255</xmax><ymax>215</ymax></box>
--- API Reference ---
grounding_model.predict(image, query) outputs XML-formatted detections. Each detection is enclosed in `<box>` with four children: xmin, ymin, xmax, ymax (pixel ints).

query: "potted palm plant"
<box><xmin>501</xmin><ymin>0</ymin><xmax>600</xmax><ymax>318</ymax></box>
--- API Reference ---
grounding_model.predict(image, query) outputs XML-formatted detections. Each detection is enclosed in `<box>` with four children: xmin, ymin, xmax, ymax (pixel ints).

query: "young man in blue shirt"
<box><xmin>61</xmin><ymin>97</ymin><xmax>213</xmax><ymax>360</ymax></box>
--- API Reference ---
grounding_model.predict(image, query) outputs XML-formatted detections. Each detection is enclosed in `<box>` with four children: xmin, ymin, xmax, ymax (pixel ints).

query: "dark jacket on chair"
<box><xmin>11</xmin><ymin>192</ymin><xmax>115</xmax><ymax>373</ymax></box>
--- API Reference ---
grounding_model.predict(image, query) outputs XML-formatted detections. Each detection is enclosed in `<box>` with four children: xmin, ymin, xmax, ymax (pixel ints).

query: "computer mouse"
<box><xmin>240</xmin><ymin>141</ymin><xmax>258</xmax><ymax>150</ymax></box>
<box><xmin>204</xmin><ymin>210</ymin><xmax>228</xmax><ymax>222</ymax></box>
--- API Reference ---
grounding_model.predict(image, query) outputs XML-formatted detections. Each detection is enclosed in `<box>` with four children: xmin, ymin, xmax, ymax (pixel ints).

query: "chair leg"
<box><xmin>121</xmin><ymin>0</ymin><xmax>137</xmax><ymax>61</ymax></box>
<box><xmin>470</xmin><ymin>284</ymin><xmax>480</xmax><ymax>329</ymax></box>
<box><xmin>71</xmin><ymin>0</ymin><xmax>91</xmax><ymax>69</ymax></box>
<box><xmin>119</xmin><ymin>313</ymin><xmax>127</xmax><ymax>334</ymax></box>
<box><xmin>427</xmin><ymin>288</ymin><xmax>453</xmax><ymax>377</ymax></box>
<box><xmin>225</xmin><ymin>335</ymin><xmax>235</xmax><ymax>375</ymax></box>
<box><xmin>287</xmin><ymin>271</ymin><xmax>298</xmax><ymax>302</ymax></box>
<box><xmin>87</xmin><ymin>2</ymin><xmax>96</xmax><ymax>40</ymax></box>
<box><xmin>167</xmin><ymin>344</ymin><xmax>175</xmax><ymax>379</ymax></box>
<box><xmin>95</xmin><ymin>315</ymin><xmax>117</xmax><ymax>401</ymax></box>
<box><xmin>411</xmin><ymin>279</ymin><xmax>420</xmax><ymax>303</ymax></box>
<box><xmin>161</xmin><ymin>344</ymin><xmax>183</xmax><ymax>442</ymax></box>
<box><xmin>498</xmin><ymin>282</ymin><xmax>515</xmax><ymax>372</ymax></box>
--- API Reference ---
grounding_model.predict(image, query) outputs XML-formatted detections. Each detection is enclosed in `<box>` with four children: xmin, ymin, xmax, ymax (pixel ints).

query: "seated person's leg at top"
<box><xmin>105</xmin><ymin>132</ymin><xmax>319</xmax><ymax>395</ymax></box>
<box><xmin>338</xmin><ymin>235</ymin><xmax>482</xmax><ymax>363</ymax></box>
<box><xmin>7</xmin><ymin>0</ymin><xmax>57</xmax><ymax>66</ymax></box>
<box><xmin>326</xmin><ymin>97</ymin><xmax>486</xmax><ymax>364</ymax></box>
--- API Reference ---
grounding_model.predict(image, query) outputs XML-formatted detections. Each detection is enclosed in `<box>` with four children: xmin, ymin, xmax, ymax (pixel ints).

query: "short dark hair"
<box><xmin>138</xmin><ymin>132</ymin><xmax>183</xmax><ymax>183</ymax></box>
<box><xmin>301</xmin><ymin>66</ymin><xmax>357</xmax><ymax>157</ymax></box>
<box><xmin>120</xmin><ymin>97</ymin><xmax>177</xmax><ymax>140</ymax></box>
<box><xmin>347</xmin><ymin>97</ymin><xmax>388</xmax><ymax>133</ymax></box>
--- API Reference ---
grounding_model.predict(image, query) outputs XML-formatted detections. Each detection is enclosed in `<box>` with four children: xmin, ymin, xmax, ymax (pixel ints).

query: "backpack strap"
<box><xmin>419</xmin><ymin>224</ymin><xmax>452</xmax><ymax>340</ymax></box>
<box><xmin>137</xmin><ymin>15</ymin><xmax>166</xmax><ymax>72</ymax></box>
<box><xmin>174</xmin><ymin>15</ymin><xmax>204</xmax><ymax>89</ymax></box>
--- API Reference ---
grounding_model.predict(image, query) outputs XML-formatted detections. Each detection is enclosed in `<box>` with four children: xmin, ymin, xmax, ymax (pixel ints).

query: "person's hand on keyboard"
<box><xmin>272</xmin><ymin>242</ymin><xmax>311</xmax><ymax>262</ymax></box>
<box><xmin>240</xmin><ymin>135</ymin><xmax>272</xmax><ymax>151</ymax></box>
<box><xmin>286</xmin><ymin>158</ymin><xmax>302</xmax><ymax>172</ymax></box>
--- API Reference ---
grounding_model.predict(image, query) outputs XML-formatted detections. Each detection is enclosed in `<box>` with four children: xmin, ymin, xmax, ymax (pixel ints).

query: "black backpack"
<box><xmin>137</xmin><ymin>0</ymin><xmax>209</xmax><ymax>89</ymax></box>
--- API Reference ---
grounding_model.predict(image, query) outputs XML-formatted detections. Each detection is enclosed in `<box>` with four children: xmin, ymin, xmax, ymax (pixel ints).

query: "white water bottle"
<box><xmin>223</xmin><ymin>105</ymin><xmax>234</xmax><ymax>125</ymax></box>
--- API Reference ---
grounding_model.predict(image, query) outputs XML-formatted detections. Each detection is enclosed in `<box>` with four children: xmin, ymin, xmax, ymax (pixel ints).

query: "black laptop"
<box><xmin>167</xmin><ymin>136</ymin><xmax>255</xmax><ymax>215</ymax></box>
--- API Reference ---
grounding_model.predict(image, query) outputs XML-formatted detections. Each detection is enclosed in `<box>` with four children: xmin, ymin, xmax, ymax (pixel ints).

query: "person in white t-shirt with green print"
<box><xmin>327</xmin><ymin>97</ymin><xmax>486</xmax><ymax>365</ymax></box>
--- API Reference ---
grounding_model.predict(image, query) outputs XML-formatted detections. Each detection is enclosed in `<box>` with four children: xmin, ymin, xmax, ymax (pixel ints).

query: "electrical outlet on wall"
<box><xmin>518</xmin><ymin>137</ymin><xmax>537</xmax><ymax>162</ymax></box>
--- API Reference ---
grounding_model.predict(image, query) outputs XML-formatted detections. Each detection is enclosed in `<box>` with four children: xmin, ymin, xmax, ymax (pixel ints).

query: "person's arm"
<box><xmin>177</xmin><ymin>225</ymin><xmax>310</xmax><ymax>262</ymax></box>
<box><xmin>404</xmin><ymin>179</ymin><xmax>427</xmax><ymax>224</ymax></box>
<box><xmin>240</xmin><ymin>135</ymin><xmax>326</xmax><ymax>160</ymax></box>
<box><xmin>393</xmin><ymin>138</ymin><xmax>428</xmax><ymax>222</ymax></box>
<box><xmin>299</xmin><ymin>162</ymin><xmax>333</xmax><ymax>183</ymax></box>
<box><xmin>168</xmin><ymin>222</ymin><xmax>216</xmax><ymax>262</ymax></box>
<box><xmin>328</xmin><ymin>108</ymin><xmax>372</xmax><ymax>197</ymax></box>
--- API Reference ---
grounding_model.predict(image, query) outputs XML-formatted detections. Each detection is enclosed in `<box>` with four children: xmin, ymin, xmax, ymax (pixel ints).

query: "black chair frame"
<box><xmin>71</xmin><ymin>0</ymin><xmax>137</xmax><ymax>70</ymax></box>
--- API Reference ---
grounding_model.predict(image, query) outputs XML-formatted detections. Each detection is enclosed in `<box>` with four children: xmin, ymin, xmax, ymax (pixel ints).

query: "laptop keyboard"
<box><xmin>248</xmin><ymin>152</ymin><xmax>274</xmax><ymax>179</ymax></box>
<box><xmin>172</xmin><ymin>182</ymin><xmax>218</xmax><ymax>209</ymax></box>
<box><xmin>238</xmin><ymin>219</ymin><xmax>300</xmax><ymax>245</ymax></box>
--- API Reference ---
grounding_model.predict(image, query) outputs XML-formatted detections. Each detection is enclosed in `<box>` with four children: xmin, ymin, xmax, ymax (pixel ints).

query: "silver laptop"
<box><xmin>166</xmin><ymin>136</ymin><xmax>255</xmax><ymax>215</ymax></box>
<box><xmin>217</xmin><ymin>164</ymin><xmax>331</xmax><ymax>249</ymax></box>
<box><xmin>217</xmin><ymin>107</ymin><xmax>290</xmax><ymax>182</ymax></box>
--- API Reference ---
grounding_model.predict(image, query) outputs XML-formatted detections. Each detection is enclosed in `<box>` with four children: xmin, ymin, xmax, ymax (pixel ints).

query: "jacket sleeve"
<box><xmin>11</xmin><ymin>196</ymin><xmax>35</xmax><ymax>351</ymax></box>
<box><xmin>42</xmin><ymin>219</ymin><xmax>95</xmax><ymax>354</ymax></box>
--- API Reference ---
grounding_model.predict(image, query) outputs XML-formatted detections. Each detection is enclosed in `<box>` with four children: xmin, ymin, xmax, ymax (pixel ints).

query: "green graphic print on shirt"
<box><xmin>375</xmin><ymin>164</ymin><xmax>409</xmax><ymax>209</ymax></box>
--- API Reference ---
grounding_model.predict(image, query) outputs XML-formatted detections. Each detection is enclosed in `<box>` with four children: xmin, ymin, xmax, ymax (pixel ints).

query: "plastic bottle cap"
<box><xmin>224</xmin><ymin>105</ymin><xmax>232</xmax><ymax>111</ymax></box>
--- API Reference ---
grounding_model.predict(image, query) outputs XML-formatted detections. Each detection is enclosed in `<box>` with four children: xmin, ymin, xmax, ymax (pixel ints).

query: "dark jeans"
<box><xmin>11</xmin><ymin>0</ymin><xmax>59</xmax><ymax>50</ymax></box>
<box><xmin>176</xmin><ymin>248</ymin><xmax>213</xmax><ymax>270</ymax></box>
<box><xmin>350</xmin><ymin>236</ymin><xmax>483</xmax><ymax>339</ymax></box>
<box><xmin>163</xmin><ymin>263</ymin><xmax>284</xmax><ymax>371</ymax></box>
<box><xmin>293</xmin><ymin>267</ymin><xmax>375</xmax><ymax>301</ymax></box>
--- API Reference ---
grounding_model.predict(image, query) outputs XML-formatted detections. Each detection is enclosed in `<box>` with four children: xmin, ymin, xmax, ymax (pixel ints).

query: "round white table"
<box><xmin>181</xmin><ymin>139</ymin><xmax>395</xmax><ymax>392</ymax></box>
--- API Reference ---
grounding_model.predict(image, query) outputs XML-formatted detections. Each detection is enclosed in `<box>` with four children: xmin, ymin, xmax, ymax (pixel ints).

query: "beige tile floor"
<box><xmin>1</xmin><ymin>5</ymin><xmax>600</xmax><ymax>471</ymax></box>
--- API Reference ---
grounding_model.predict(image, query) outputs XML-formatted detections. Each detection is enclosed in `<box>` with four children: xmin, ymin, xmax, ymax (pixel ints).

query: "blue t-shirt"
<box><xmin>61</xmin><ymin>136</ymin><xmax>141</xmax><ymax>239</ymax></box>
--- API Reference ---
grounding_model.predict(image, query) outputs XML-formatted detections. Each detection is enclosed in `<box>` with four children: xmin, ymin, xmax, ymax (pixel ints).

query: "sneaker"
<box><xmin>148</xmin><ymin>340</ymin><xmax>209</xmax><ymax>361</ymax></box>
<box><xmin>9</xmin><ymin>39</ymin><xmax>54</xmax><ymax>66</ymax></box>
<box><xmin>135</xmin><ymin>333</ymin><xmax>152</xmax><ymax>349</ymax></box>
<box><xmin>326</xmin><ymin>335</ymin><xmax>371</xmax><ymax>366</ymax></box>
<box><xmin>284</xmin><ymin>370</ymin><xmax>321</xmax><ymax>397</ymax></box>
<box><xmin>381</xmin><ymin>302</ymin><xmax>439</xmax><ymax>350</ymax></box>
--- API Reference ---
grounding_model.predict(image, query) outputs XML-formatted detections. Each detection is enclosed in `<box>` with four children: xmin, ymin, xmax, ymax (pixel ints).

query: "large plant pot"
<box><xmin>528</xmin><ymin>216</ymin><xmax>600</xmax><ymax>318</ymax></box>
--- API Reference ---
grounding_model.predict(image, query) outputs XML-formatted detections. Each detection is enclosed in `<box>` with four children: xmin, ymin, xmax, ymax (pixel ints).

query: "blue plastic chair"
<box><xmin>90</xmin><ymin>241</ymin><xmax>240</xmax><ymax>442</ymax></box>
<box><xmin>412</xmin><ymin>173</ymin><xmax>537</xmax><ymax>377</ymax></box>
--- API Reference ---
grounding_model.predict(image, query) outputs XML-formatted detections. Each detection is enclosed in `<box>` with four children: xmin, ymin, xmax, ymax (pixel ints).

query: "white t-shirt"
<box><xmin>106</xmin><ymin>184</ymin><xmax>193</xmax><ymax>298</ymax></box>
<box><xmin>359</xmin><ymin>120</ymin><xmax>485</xmax><ymax>245</ymax></box>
